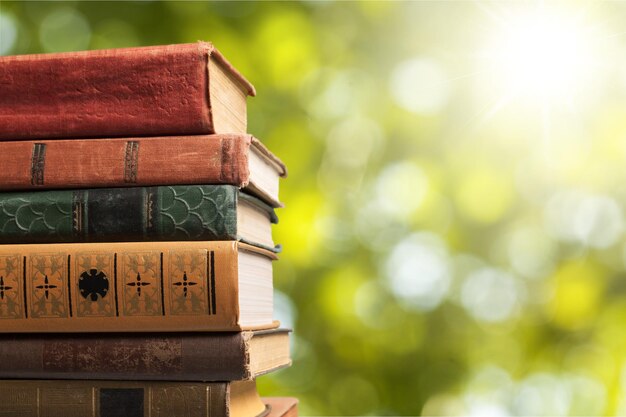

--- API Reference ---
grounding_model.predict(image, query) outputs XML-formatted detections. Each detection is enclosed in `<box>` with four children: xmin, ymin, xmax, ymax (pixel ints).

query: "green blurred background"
<box><xmin>4</xmin><ymin>1</ymin><xmax>626</xmax><ymax>415</ymax></box>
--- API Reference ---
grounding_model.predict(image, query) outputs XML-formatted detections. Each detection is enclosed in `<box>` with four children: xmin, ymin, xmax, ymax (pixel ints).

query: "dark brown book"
<box><xmin>0</xmin><ymin>329</ymin><xmax>290</xmax><ymax>381</ymax></box>
<box><xmin>0</xmin><ymin>379</ymin><xmax>267</xmax><ymax>417</ymax></box>
<box><xmin>263</xmin><ymin>398</ymin><xmax>299</xmax><ymax>417</ymax></box>
<box><xmin>0</xmin><ymin>42</ymin><xmax>255</xmax><ymax>139</ymax></box>
<box><xmin>0</xmin><ymin>134</ymin><xmax>286</xmax><ymax>207</ymax></box>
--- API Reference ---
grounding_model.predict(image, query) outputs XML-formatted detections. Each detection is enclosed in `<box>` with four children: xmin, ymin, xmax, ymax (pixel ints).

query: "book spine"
<box><xmin>0</xmin><ymin>380</ymin><xmax>229</xmax><ymax>417</ymax></box>
<box><xmin>0</xmin><ymin>134</ymin><xmax>251</xmax><ymax>192</ymax></box>
<box><xmin>0</xmin><ymin>43</ymin><xmax>216</xmax><ymax>140</ymax></box>
<box><xmin>0</xmin><ymin>185</ymin><xmax>242</xmax><ymax>243</ymax></box>
<box><xmin>0</xmin><ymin>333</ymin><xmax>249</xmax><ymax>381</ymax></box>
<box><xmin>0</xmin><ymin>241</ymin><xmax>244</xmax><ymax>332</ymax></box>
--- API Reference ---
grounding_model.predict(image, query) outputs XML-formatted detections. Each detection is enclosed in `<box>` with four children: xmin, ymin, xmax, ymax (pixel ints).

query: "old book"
<box><xmin>0</xmin><ymin>42</ymin><xmax>255</xmax><ymax>139</ymax></box>
<box><xmin>263</xmin><ymin>398</ymin><xmax>299</xmax><ymax>417</ymax></box>
<box><xmin>0</xmin><ymin>185</ymin><xmax>277</xmax><ymax>250</ymax></box>
<box><xmin>0</xmin><ymin>379</ymin><xmax>267</xmax><ymax>417</ymax></box>
<box><xmin>0</xmin><ymin>134</ymin><xmax>286</xmax><ymax>208</ymax></box>
<box><xmin>0</xmin><ymin>329</ymin><xmax>290</xmax><ymax>381</ymax></box>
<box><xmin>0</xmin><ymin>241</ymin><xmax>276</xmax><ymax>332</ymax></box>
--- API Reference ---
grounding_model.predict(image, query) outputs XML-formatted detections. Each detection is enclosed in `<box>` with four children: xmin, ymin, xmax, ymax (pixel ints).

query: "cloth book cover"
<box><xmin>0</xmin><ymin>41</ymin><xmax>255</xmax><ymax>139</ymax></box>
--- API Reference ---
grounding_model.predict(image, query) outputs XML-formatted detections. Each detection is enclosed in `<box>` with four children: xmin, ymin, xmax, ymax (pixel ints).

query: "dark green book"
<box><xmin>0</xmin><ymin>185</ymin><xmax>277</xmax><ymax>250</ymax></box>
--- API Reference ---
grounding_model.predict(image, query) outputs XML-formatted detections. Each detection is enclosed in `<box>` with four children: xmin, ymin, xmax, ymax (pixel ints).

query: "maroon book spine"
<box><xmin>0</xmin><ymin>42</ymin><xmax>254</xmax><ymax>140</ymax></box>
<box><xmin>0</xmin><ymin>332</ymin><xmax>253</xmax><ymax>381</ymax></box>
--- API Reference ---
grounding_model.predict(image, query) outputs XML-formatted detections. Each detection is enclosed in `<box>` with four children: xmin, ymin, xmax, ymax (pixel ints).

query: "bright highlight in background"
<box><xmin>481</xmin><ymin>9</ymin><xmax>597</xmax><ymax>105</ymax></box>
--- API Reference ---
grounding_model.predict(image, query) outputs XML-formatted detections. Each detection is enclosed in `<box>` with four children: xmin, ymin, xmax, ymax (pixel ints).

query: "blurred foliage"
<box><xmin>4</xmin><ymin>0</ymin><xmax>626</xmax><ymax>415</ymax></box>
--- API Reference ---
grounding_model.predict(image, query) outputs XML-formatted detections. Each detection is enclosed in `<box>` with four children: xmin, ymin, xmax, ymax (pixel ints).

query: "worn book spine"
<box><xmin>0</xmin><ymin>332</ymin><xmax>268</xmax><ymax>381</ymax></box>
<box><xmin>0</xmin><ymin>380</ymin><xmax>262</xmax><ymax>417</ymax></box>
<box><xmin>0</xmin><ymin>185</ymin><xmax>277</xmax><ymax>245</ymax></box>
<box><xmin>0</xmin><ymin>240</ymin><xmax>274</xmax><ymax>332</ymax></box>
<box><xmin>0</xmin><ymin>42</ymin><xmax>255</xmax><ymax>139</ymax></box>
<box><xmin>0</xmin><ymin>134</ymin><xmax>284</xmax><ymax>207</ymax></box>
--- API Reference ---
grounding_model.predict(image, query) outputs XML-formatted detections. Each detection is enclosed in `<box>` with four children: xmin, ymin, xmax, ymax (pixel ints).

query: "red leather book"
<box><xmin>0</xmin><ymin>134</ymin><xmax>286</xmax><ymax>207</ymax></box>
<box><xmin>0</xmin><ymin>42</ymin><xmax>255</xmax><ymax>139</ymax></box>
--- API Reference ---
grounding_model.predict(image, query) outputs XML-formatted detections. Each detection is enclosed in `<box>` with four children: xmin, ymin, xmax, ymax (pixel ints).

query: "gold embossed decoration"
<box><xmin>75</xmin><ymin>253</ymin><xmax>115</xmax><ymax>317</ymax></box>
<box><xmin>121</xmin><ymin>252</ymin><xmax>162</xmax><ymax>316</ymax></box>
<box><xmin>30</xmin><ymin>254</ymin><xmax>68</xmax><ymax>318</ymax></box>
<box><xmin>0</xmin><ymin>387</ymin><xmax>38</xmax><ymax>414</ymax></box>
<box><xmin>151</xmin><ymin>386</ymin><xmax>206</xmax><ymax>416</ymax></box>
<box><xmin>41</xmin><ymin>387</ymin><xmax>92</xmax><ymax>416</ymax></box>
<box><xmin>167</xmin><ymin>250</ymin><xmax>208</xmax><ymax>316</ymax></box>
<box><xmin>0</xmin><ymin>255</ymin><xmax>22</xmax><ymax>319</ymax></box>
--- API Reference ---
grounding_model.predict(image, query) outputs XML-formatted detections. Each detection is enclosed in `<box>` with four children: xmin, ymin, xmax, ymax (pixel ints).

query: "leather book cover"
<box><xmin>0</xmin><ymin>240</ymin><xmax>277</xmax><ymax>332</ymax></box>
<box><xmin>0</xmin><ymin>42</ymin><xmax>255</xmax><ymax>139</ymax></box>
<box><xmin>0</xmin><ymin>134</ymin><xmax>286</xmax><ymax>207</ymax></box>
<box><xmin>0</xmin><ymin>379</ymin><xmax>266</xmax><ymax>417</ymax></box>
<box><xmin>0</xmin><ymin>329</ymin><xmax>290</xmax><ymax>381</ymax></box>
<box><xmin>0</xmin><ymin>185</ymin><xmax>277</xmax><ymax>247</ymax></box>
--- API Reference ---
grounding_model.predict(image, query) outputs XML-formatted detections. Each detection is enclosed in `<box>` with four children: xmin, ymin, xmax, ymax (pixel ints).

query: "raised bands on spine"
<box><xmin>160</xmin><ymin>252</ymin><xmax>165</xmax><ymax>316</ymax></box>
<box><xmin>67</xmin><ymin>255</ymin><xmax>72</xmax><ymax>317</ymax></box>
<box><xmin>209</xmin><ymin>251</ymin><xmax>216</xmax><ymax>315</ymax></box>
<box><xmin>113</xmin><ymin>254</ymin><xmax>119</xmax><ymax>316</ymax></box>
<box><xmin>30</xmin><ymin>143</ymin><xmax>46</xmax><ymax>186</ymax></box>
<box><xmin>124</xmin><ymin>141</ymin><xmax>140</xmax><ymax>184</ymax></box>
<box><xmin>22</xmin><ymin>256</ymin><xmax>27</xmax><ymax>318</ymax></box>
<box><xmin>220</xmin><ymin>137</ymin><xmax>232</xmax><ymax>183</ymax></box>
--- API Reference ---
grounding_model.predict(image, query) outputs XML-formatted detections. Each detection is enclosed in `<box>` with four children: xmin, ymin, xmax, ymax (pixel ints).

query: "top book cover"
<box><xmin>0</xmin><ymin>41</ymin><xmax>256</xmax><ymax>139</ymax></box>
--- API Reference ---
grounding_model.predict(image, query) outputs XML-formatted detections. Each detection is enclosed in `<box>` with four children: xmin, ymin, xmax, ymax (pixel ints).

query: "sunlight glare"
<box><xmin>482</xmin><ymin>10</ymin><xmax>596</xmax><ymax>105</ymax></box>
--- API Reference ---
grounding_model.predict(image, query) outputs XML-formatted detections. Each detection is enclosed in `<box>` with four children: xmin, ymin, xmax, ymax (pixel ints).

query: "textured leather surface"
<box><xmin>0</xmin><ymin>185</ymin><xmax>269</xmax><ymax>243</ymax></box>
<box><xmin>156</xmin><ymin>185</ymin><xmax>237</xmax><ymax>240</ymax></box>
<box><xmin>0</xmin><ymin>191</ymin><xmax>74</xmax><ymax>240</ymax></box>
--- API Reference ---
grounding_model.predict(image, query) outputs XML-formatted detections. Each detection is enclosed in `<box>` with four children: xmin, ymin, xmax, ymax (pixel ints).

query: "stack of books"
<box><xmin>0</xmin><ymin>42</ymin><xmax>296</xmax><ymax>417</ymax></box>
